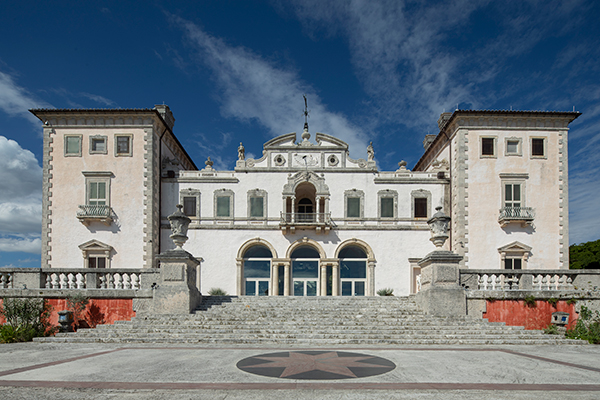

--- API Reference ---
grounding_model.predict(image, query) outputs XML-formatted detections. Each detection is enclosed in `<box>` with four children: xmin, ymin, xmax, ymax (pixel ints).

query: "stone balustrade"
<box><xmin>460</xmin><ymin>269</ymin><xmax>600</xmax><ymax>293</ymax></box>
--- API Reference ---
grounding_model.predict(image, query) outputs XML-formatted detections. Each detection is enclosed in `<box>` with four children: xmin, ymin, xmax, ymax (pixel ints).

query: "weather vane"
<box><xmin>303</xmin><ymin>94</ymin><xmax>310</xmax><ymax>131</ymax></box>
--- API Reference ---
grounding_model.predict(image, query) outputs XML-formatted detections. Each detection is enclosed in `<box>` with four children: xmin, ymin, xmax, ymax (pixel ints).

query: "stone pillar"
<box><xmin>316</xmin><ymin>196</ymin><xmax>322</xmax><ymax>222</ymax></box>
<box><xmin>320</xmin><ymin>262</ymin><xmax>327</xmax><ymax>296</ymax></box>
<box><xmin>416</xmin><ymin>250</ymin><xmax>465</xmax><ymax>317</ymax></box>
<box><xmin>367</xmin><ymin>261</ymin><xmax>376</xmax><ymax>296</ymax></box>
<box><xmin>153</xmin><ymin>249</ymin><xmax>202</xmax><ymax>314</ymax></box>
<box><xmin>236</xmin><ymin>259</ymin><xmax>243</xmax><ymax>296</ymax></box>
<box><xmin>291</xmin><ymin>196</ymin><xmax>296</xmax><ymax>223</ymax></box>
<box><xmin>271</xmin><ymin>263</ymin><xmax>279</xmax><ymax>296</ymax></box>
<box><xmin>283</xmin><ymin>261</ymin><xmax>291</xmax><ymax>296</ymax></box>
<box><xmin>332</xmin><ymin>261</ymin><xmax>339</xmax><ymax>296</ymax></box>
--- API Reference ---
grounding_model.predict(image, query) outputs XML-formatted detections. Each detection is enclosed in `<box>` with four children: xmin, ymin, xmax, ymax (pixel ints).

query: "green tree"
<box><xmin>570</xmin><ymin>239</ymin><xmax>600</xmax><ymax>269</ymax></box>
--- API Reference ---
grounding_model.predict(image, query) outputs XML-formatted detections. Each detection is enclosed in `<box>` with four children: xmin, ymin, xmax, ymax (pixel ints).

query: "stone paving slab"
<box><xmin>0</xmin><ymin>343</ymin><xmax>599</xmax><ymax>399</ymax></box>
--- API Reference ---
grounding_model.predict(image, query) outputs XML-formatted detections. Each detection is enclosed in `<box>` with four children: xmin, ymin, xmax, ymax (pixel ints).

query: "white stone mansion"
<box><xmin>30</xmin><ymin>106</ymin><xmax>580</xmax><ymax>297</ymax></box>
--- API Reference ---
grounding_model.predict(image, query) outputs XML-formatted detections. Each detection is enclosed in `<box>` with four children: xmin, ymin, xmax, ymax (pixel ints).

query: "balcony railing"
<box><xmin>280</xmin><ymin>212</ymin><xmax>332</xmax><ymax>233</ymax></box>
<box><xmin>77</xmin><ymin>205</ymin><xmax>114</xmax><ymax>226</ymax></box>
<box><xmin>498</xmin><ymin>207</ymin><xmax>534</xmax><ymax>227</ymax></box>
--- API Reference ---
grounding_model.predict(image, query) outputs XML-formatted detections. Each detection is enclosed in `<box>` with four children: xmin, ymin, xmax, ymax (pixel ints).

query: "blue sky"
<box><xmin>1</xmin><ymin>0</ymin><xmax>599</xmax><ymax>268</ymax></box>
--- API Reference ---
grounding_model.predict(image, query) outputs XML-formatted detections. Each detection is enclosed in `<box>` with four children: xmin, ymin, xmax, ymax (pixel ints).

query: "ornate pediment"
<box><xmin>497</xmin><ymin>241</ymin><xmax>532</xmax><ymax>253</ymax></box>
<box><xmin>282</xmin><ymin>171</ymin><xmax>330</xmax><ymax>196</ymax></box>
<box><xmin>78</xmin><ymin>239</ymin><xmax>113</xmax><ymax>252</ymax></box>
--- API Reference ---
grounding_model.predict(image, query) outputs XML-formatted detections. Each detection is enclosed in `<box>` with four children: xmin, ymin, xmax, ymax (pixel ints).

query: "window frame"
<box><xmin>180</xmin><ymin>189</ymin><xmax>200</xmax><ymax>219</ymax></box>
<box><xmin>214</xmin><ymin>189</ymin><xmax>234</xmax><ymax>219</ymax></box>
<box><xmin>247</xmin><ymin>189</ymin><xmax>267</xmax><ymax>220</ymax></box>
<box><xmin>64</xmin><ymin>135</ymin><xmax>82</xmax><ymax>157</ymax></box>
<box><xmin>530</xmin><ymin>137</ymin><xmax>547</xmax><ymax>159</ymax></box>
<box><xmin>501</xmin><ymin>176</ymin><xmax>527</xmax><ymax>209</ymax></box>
<box><xmin>344</xmin><ymin>189</ymin><xmax>364</xmax><ymax>219</ymax></box>
<box><xmin>504</xmin><ymin>137</ymin><xmax>522</xmax><ymax>157</ymax></box>
<box><xmin>411</xmin><ymin>189</ymin><xmax>431</xmax><ymax>219</ymax></box>
<box><xmin>378</xmin><ymin>189</ymin><xmax>398</xmax><ymax>219</ymax></box>
<box><xmin>89</xmin><ymin>135</ymin><xmax>108</xmax><ymax>155</ymax></box>
<box><xmin>114</xmin><ymin>134</ymin><xmax>133</xmax><ymax>157</ymax></box>
<box><xmin>82</xmin><ymin>171</ymin><xmax>112</xmax><ymax>207</ymax></box>
<box><xmin>480</xmin><ymin>136</ymin><xmax>497</xmax><ymax>158</ymax></box>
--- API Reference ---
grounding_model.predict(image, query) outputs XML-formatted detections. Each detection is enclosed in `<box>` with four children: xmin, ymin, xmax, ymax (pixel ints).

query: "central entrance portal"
<box><xmin>291</xmin><ymin>246</ymin><xmax>319</xmax><ymax>296</ymax></box>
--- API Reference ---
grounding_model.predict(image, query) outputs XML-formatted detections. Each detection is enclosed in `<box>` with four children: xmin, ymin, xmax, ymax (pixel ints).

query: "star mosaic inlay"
<box><xmin>237</xmin><ymin>351</ymin><xmax>396</xmax><ymax>380</ymax></box>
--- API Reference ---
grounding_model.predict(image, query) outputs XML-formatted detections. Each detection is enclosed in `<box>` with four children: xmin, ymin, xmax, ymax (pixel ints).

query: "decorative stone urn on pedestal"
<box><xmin>416</xmin><ymin>207</ymin><xmax>466</xmax><ymax>317</ymax></box>
<box><xmin>153</xmin><ymin>205</ymin><xmax>202</xmax><ymax>314</ymax></box>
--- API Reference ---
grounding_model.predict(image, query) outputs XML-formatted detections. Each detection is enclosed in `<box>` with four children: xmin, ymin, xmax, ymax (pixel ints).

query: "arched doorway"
<box><xmin>339</xmin><ymin>246</ymin><xmax>367</xmax><ymax>296</ymax></box>
<box><xmin>291</xmin><ymin>246</ymin><xmax>320</xmax><ymax>296</ymax></box>
<box><xmin>243</xmin><ymin>245</ymin><xmax>272</xmax><ymax>296</ymax></box>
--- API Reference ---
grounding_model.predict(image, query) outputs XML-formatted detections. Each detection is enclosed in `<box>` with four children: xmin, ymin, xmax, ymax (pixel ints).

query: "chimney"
<box><xmin>423</xmin><ymin>134</ymin><xmax>437</xmax><ymax>150</ymax></box>
<box><xmin>154</xmin><ymin>104</ymin><xmax>175</xmax><ymax>130</ymax></box>
<box><xmin>437</xmin><ymin>112</ymin><xmax>452</xmax><ymax>130</ymax></box>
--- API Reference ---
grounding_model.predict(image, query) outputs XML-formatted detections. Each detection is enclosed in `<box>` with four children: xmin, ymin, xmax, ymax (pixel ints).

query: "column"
<box><xmin>290</xmin><ymin>196</ymin><xmax>296</xmax><ymax>223</ymax></box>
<box><xmin>332</xmin><ymin>261</ymin><xmax>339</xmax><ymax>296</ymax></box>
<box><xmin>236</xmin><ymin>259</ymin><xmax>243</xmax><ymax>296</ymax></box>
<box><xmin>271</xmin><ymin>263</ymin><xmax>279</xmax><ymax>296</ymax></box>
<box><xmin>284</xmin><ymin>261</ymin><xmax>291</xmax><ymax>296</ymax></box>
<box><xmin>282</xmin><ymin>196</ymin><xmax>287</xmax><ymax>222</ymax></box>
<box><xmin>316</xmin><ymin>196</ymin><xmax>322</xmax><ymax>222</ymax></box>
<box><xmin>367</xmin><ymin>261</ymin><xmax>375</xmax><ymax>296</ymax></box>
<box><xmin>320</xmin><ymin>262</ymin><xmax>327</xmax><ymax>296</ymax></box>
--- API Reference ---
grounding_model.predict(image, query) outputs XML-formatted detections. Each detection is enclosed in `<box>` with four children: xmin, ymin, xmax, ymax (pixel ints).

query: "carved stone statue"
<box><xmin>367</xmin><ymin>142</ymin><xmax>374</xmax><ymax>161</ymax></box>
<box><xmin>238</xmin><ymin>142</ymin><xmax>245</xmax><ymax>160</ymax></box>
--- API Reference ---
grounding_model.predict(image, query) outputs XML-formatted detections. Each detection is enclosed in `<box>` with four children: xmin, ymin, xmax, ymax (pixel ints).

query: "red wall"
<box><xmin>0</xmin><ymin>298</ymin><xmax>134</xmax><ymax>329</ymax></box>
<box><xmin>483</xmin><ymin>300</ymin><xmax>577</xmax><ymax>330</ymax></box>
<box><xmin>0</xmin><ymin>298</ymin><xmax>4</xmax><ymax>324</ymax></box>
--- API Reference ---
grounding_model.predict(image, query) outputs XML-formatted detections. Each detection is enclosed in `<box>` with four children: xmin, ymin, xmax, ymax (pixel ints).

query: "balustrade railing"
<box><xmin>498</xmin><ymin>207</ymin><xmax>534</xmax><ymax>226</ymax></box>
<box><xmin>0</xmin><ymin>270</ymin><xmax>13</xmax><ymax>288</ymax></box>
<box><xmin>280</xmin><ymin>212</ymin><xmax>331</xmax><ymax>224</ymax></box>
<box><xmin>459</xmin><ymin>269</ymin><xmax>596</xmax><ymax>291</ymax></box>
<box><xmin>77</xmin><ymin>205</ymin><xmax>114</xmax><ymax>225</ymax></box>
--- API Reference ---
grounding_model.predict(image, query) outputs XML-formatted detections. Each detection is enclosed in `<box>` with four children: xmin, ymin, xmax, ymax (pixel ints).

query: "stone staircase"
<box><xmin>36</xmin><ymin>296</ymin><xmax>584</xmax><ymax>345</ymax></box>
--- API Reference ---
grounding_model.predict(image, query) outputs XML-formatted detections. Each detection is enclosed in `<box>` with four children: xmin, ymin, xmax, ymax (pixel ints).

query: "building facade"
<box><xmin>30</xmin><ymin>106</ymin><xmax>580</xmax><ymax>297</ymax></box>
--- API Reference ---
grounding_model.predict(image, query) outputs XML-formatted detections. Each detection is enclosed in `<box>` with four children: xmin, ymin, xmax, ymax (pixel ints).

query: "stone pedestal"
<box><xmin>416</xmin><ymin>250</ymin><xmax>466</xmax><ymax>317</ymax></box>
<box><xmin>153</xmin><ymin>249</ymin><xmax>202</xmax><ymax>314</ymax></box>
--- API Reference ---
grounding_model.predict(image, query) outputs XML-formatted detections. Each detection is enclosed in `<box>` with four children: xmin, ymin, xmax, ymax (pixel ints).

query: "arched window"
<box><xmin>297</xmin><ymin>198</ymin><xmax>314</xmax><ymax>222</ymax></box>
<box><xmin>291</xmin><ymin>246</ymin><xmax>319</xmax><ymax>296</ymax></box>
<box><xmin>243</xmin><ymin>245</ymin><xmax>272</xmax><ymax>296</ymax></box>
<box><xmin>339</xmin><ymin>246</ymin><xmax>367</xmax><ymax>296</ymax></box>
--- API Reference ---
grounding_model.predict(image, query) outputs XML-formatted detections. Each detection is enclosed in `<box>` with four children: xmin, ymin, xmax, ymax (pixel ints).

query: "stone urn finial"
<box><xmin>167</xmin><ymin>204</ymin><xmax>191</xmax><ymax>250</ymax></box>
<box><xmin>427</xmin><ymin>206</ymin><xmax>450</xmax><ymax>248</ymax></box>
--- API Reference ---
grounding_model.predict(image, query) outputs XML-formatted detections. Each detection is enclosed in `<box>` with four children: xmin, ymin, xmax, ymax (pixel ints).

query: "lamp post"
<box><xmin>427</xmin><ymin>206</ymin><xmax>451</xmax><ymax>249</ymax></box>
<box><xmin>167</xmin><ymin>204</ymin><xmax>191</xmax><ymax>250</ymax></box>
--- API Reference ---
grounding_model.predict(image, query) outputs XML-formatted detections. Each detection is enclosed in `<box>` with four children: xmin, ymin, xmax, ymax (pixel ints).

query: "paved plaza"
<box><xmin>0</xmin><ymin>343</ymin><xmax>599</xmax><ymax>399</ymax></box>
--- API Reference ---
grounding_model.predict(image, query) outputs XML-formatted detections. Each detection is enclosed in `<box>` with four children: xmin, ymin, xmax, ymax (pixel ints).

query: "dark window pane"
<box><xmin>504</xmin><ymin>258</ymin><xmax>512</xmax><ymax>269</ymax></box>
<box><xmin>246</xmin><ymin>281</ymin><xmax>256</xmax><ymax>296</ymax></box>
<box><xmin>347</xmin><ymin>197</ymin><xmax>360</xmax><ymax>218</ymax></box>
<box><xmin>306</xmin><ymin>281</ymin><xmax>317</xmax><ymax>296</ymax></box>
<box><xmin>532</xmin><ymin>138</ymin><xmax>544</xmax><ymax>156</ymax></box>
<box><xmin>216</xmin><ymin>196</ymin><xmax>230</xmax><ymax>217</ymax></box>
<box><xmin>355</xmin><ymin>281</ymin><xmax>365</xmax><ymax>296</ymax></box>
<box><xmin>250</xmin><ymin>197</ymin><xmax>263</xmax><ymax>217</ymax></box>
<box><xmin>340</xmin><ymin>260</ymin><xmax>366</xmax><ymax>279</ymax></box>
<box><xmin>97</xmin><ymin>257</ymin><xmax>106</xmax><ymax>268</ymax></box>
<box><xmin>338</xmin><ymin>246</ymin><xmax>367</xmax><ymax>259</ymax></box>
<box><xmin>117</xmin><ymin>136</ymin><xmax>130</xmax><ymax>154</ymax></box>
<box><xmin>183</xmin><ymin>197</ymin><xmax>196</xmax><ymax>217</ymax></box>
<box><xmin>66</xmin><ymin>136</ymin><xmax>80</xmax><ymax>154</ymax></box>
<box><xmin>482</xmin><ymin>138</ymin><xmax>494</xmax><ymax>155</ymax></box>
<box><xmin>294</xmin><ymin>281</ymin><xmax>304</xmax><ymax>296</ymax></box>
<box><xmin>380</xmin><ymin>197</ymin><xmax>394</xmax><ymax>218</ymax></box>
<box><xmin>258</xmin><ymin>281</ymin><xmax>269</xmax><ymax>296</ymax></box>
<box><xmin>291</xmin><ymin>246</ymin><xmax>319</xmax><ymax>258</ymax></box>
<box><xmin>92</xmin><ymin>138</ymin><xmax>105</xmax><ymax>152</ymax></box>
<box><xmin>342</xmin><ymin>281</ymin><xmax>352</xmax><ymax>296</ymax></box>
<box><xmin>292</xmin><ymin>260</ymin><xmax>318</xmax><ymax>278</ymax></box>
<box><xmin>89</xmin><ymin>257</ymin><xmax>97</xmax><ymax>268</ymax></box>
<box><xmin>513</xmin><ymin>259</ymin><xmax>522</xmax><ymax>269</ymax></box>
<box><xmin>244</xmin><ymin>245</ymin><xmax>272</xmax><ymax>258</ymax></box>
<box><xmin>414</xmin><ymin>198</ymin><xmax>427</xmax><ymax>218</ymax></box>
<box><xmin>244</xmin><ymin>260</ymin><xmax>271</xmax><ymax>278</ymax></box>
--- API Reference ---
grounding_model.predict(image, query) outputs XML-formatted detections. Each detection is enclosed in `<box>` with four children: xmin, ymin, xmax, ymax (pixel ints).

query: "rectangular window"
<box><xmin>183</xmin><ymin>197</ymin><xmax>197</xmax><ymax>217</ymax></box>
<box><xmin>115</xmin><ymin>135</ymin><xmax>133</xmax><ymax>156</ymax></box>
<box><xmin>88</xmin><ymin>256</ymin><xmax>106</xmax><ymax>269</ymax></box>
<box><xmin>504</xmin><ymin>258</ymin><xmax>522</xmax><ymax>270</ymax></box>
<box><xmin>504</xmin><ymin>184</ymin><xmax>521</xmax><ymax>208</ymax></box>
<box><xmin>505</xmin><ymin>138</ymin><xmax>521</xmax><ymax>156</ymax></box>
<box><xmin>347</xmin><ymin>197</ymin><xmax>361</xmax><ymax>218</ymax></box>
<box><xmin>216</xmin><ymin>196</ymin><xmax>231</xmax><ymax>217</ymax></box>
<box><xmin>65</xmin><ymin>135</ymin><xmax>82</xmax><ymax>156</ymax></box>
<box><xmin>532</xmin><ymin>138</ymin><xmax>545</xmax><ymax>157</ymax></box>
<box><xmin>414</xmin><ymin>198</ymin><xmax>428</xmax><ymax>218</ymax></box>
<box><xmin>88</xmin><ymin>181</ymin><xmax>107</xmax><ymax>206</ymax></box>
<box><xmin>380</xmin><ymin>197</ymin><xmax>394</xmax><ymax>218</ymax></box>
<box><xmin>250</xmin><ymin>197</ymin><xmax>264</xmax><ymax>218</ymax></box>
<box><xmin>481</xmin><ymin>137</ymin><xmax>495</xmax><ymax>156</ymax></box>
<box><xmin>90</xmin><ymin>136</ymin><xmax>107</xmax><ymax>154</ymax></box>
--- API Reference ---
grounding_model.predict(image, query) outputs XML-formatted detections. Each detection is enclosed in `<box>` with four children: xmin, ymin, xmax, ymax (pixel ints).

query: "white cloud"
<box><xmin>0</xmin><ymin>236</ymin><xmax>41</xmax><ymax>254</ymax></box>
<box><xmin>0</xmin><ymin>136</ymin><xmax>42</xmax><ymax>236</ymax></box>
<box><xmin>0</xmin><ymin>70</ymin><xmax>52</xmax><ymax>126</ymax></box>
<box><xmin>171</xmin><ymin>15</ymin><xmax>369</xmax><ymax>158</ymax></box>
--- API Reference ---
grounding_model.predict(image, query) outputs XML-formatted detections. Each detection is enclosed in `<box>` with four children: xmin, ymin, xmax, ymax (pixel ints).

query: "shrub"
<box><xmin>66</xmin><ymin>293</ymin><xmax>90</xmax><ymax>330</ymax></box>
<box><xmin>524</xmin><ymin>295</ymin><xmax>537</xmax><ymax>308</ymax></box>
<box><xmin>565</xmin><ymin>305</ymin><xmax>600</xmax><ymax>344</ymax></box>
<box><xmin>544</xmin><ymin>324</ymin><xmax>559</xmax><ymax>335</ymax></box>
<box><xmin>208</xmin><ymin>288</ymin><xmax>228</xmax><ymax>296</ymax></box>
<box><xmin>567</xmin><ymin>298</ymin><xmax>577</xmax><ymax>306</ymax></box>
<box><xmin>0</xmin><ymin>298</ymin><xmax>57</xmax><ymax>343</ymax></box>
<box><xmin>377</xmin><ymin>288</ymin><xmax>394</xmax><ymax>296</ymax></box>
<box><xmin>547</xmin><ymin>298</ymin><xmax>559</xmax><ymax>308</ymax></box>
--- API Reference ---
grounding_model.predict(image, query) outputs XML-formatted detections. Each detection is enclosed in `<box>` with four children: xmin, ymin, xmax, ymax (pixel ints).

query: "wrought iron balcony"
<box><xmin>498</xmin><ymin>207</ymin><xmax>534</xmax><ymax>227</ymax></box>
<box><xmin>77</xmin><ymin>205</ymin><xmax>114</xmax><ymax>226</ymax></box>
<box><xmin>280</xmin><ymin>212</ymin><xmax>332</xmax><ymax>234</ymax></box>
